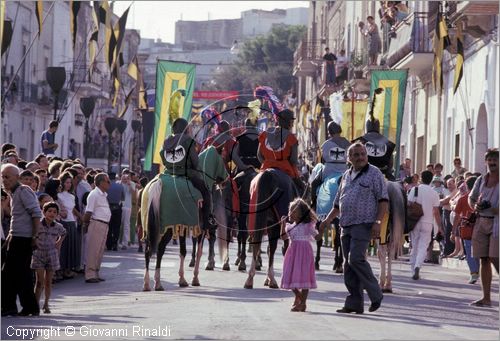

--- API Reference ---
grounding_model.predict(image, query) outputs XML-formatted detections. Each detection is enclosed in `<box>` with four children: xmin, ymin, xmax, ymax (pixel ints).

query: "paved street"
<box><xmin>2</xmin><ymin>240</ymin><xmax>498</xmax><ymax>340</ymax></box>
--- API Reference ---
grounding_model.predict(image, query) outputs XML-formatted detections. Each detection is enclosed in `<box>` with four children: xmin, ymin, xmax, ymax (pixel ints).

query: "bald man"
<box><xmin>1</xmin><ymin>164</ymin><xmax>42</xmax><ymax>316</ymax></box>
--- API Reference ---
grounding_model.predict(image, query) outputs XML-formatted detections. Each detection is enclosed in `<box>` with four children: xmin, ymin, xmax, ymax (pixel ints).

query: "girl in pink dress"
<box><xmin>281</xmin><ymin>198</ymin><xmax>322</xmax><ymax>312</ymax></box>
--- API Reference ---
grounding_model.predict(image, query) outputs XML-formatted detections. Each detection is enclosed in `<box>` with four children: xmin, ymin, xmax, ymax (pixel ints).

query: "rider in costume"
<box><xmin>310</xmin><ymin>121</ymin><xmax>351</xmax><ymax>207</ymax></box>
<box><xmin>257</xmin><ymin>109</ymin><xmax>303</xmax><ymax>192</ymax></box>
<box><xmin>160</xmin><ymin>118</ymin><xmax>213</xmax><ymax>230</ymax></box>
<box><xmin>234</xmin><ymin>118</ymin><xmax>261</xmax><ymax>172</ymax></box>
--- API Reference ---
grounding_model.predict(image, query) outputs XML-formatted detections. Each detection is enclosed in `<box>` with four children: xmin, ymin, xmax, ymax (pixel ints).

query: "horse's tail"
<box><xmin>255</xmin><ymin>170</ymin><xmax>281</xmax><ymax>232</ymax></box>
<box><xmin>143</xmin><ymin>176</ymin><xmax>162</xmax><ymax>254</ymax></box>
<box><xmin>387</xmin><ymin>181</ymin><xmax>405</xmax><ymax>256</ymax></box>
<box><xmin>213</xmin><ymin>188</ymin><xmax>229</xmax><ymax>263</ymax></box>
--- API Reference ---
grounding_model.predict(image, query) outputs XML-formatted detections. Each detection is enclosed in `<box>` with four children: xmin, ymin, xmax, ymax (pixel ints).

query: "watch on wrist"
<box><xmin>374</xmin><ymin>220</ymin><xmax>382</xmax><ymax>225</ymax></box>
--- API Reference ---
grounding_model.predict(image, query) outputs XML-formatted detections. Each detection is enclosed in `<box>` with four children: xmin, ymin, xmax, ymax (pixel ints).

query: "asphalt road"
<box><xmin>1</xmin><ymin>239</ymin><xmax>499</xmax><ymax>340</ymax></box>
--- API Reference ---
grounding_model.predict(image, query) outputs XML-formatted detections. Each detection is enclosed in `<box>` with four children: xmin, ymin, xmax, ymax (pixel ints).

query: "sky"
<box><xmin>113</xmin><ymin>1</ymin><xmax>310</xmax><ymax>43</ymax></box>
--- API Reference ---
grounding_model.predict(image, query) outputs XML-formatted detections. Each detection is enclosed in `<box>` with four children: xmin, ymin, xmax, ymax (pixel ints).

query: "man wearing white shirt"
<box><xmin>82</xmin><ymin>173</ymin><xmax>111</xmax><ymax>283</ymax></box>
<box><xmin>407</xmin><ymin>170</ymin><xmax>444</xmax><ymax>280</ymax></box>
<box><xmin>118</xmin><ymin>173</ymin><xmax>136</xmax><ymax>250</ymax></box>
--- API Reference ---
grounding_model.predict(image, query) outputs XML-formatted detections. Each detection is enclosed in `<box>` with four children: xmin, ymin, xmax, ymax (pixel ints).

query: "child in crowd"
<box><xmin>31</xmin><ymin>202</ymin><xmax>66</xmax><ymax>313</ymax></box>
<box><xmin>280</xmin><ymin>198</ymin><xmax>322</xmax><ymax>312</ymax></box>
<box><xmin>19</xmin><ymin>169</ymin><xmax>35</xmax><ymax>189</ymax></box>
<box><xmin>38</xmin><ymin>193</ymin><xmax>52</xmax><ymax>210</ymax></box>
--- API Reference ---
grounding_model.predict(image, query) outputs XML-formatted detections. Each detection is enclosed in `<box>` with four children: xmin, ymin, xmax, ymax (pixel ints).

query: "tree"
<box><xmin>210</xmin><ymin>24</ymin><xmax>306</xmax><ymax>98</ymax></box>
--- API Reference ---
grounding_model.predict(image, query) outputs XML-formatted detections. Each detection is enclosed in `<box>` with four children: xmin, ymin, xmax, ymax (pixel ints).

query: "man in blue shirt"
<box><xmin>40</xmin><ymin>121</ymin><xmax>59</xmax><ymax>156</ymax></box>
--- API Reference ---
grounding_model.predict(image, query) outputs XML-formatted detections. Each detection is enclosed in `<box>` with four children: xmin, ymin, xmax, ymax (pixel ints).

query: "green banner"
<box><xmin>144</xmin><ymin>60</ymin><xmax>196</xmax><ymax>171</ymax></box>
<box><xmin>369</xmin><ymin>70</ymin><xmax>408</xmax><ymax>177</ymax></box>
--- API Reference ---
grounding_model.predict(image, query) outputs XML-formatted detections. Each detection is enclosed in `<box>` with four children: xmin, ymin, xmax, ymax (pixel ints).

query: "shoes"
<box><xmin>85</xmin><ymin>278</ymin><xmax>100</xmax><ymax>283</ymax></box>
<box><xmin>1</xmin><ymin>310</ymin><xmax>18</xmax><ymax>317</ymax></box>
<box><xmin>412</xmin><ymin>267</ymin><xmax>420</xmax><ymax>280</ymax></box>
<box><xmin>42</xmin><ymin>306</ymin><xmax>51</xmax><ymax>314</ymax></box>
<box><xmin>369</xmin><ymin>296</ymin><xmax>383</xmax><ymax>312</ymax></box>
<box><xmin>121</xmin><ymin>245</ymin><xmax>127</xmax><ymax>250</ymax></box>
<box><xmin>336</xmin><ymin>307</ymin><xmax>363</xmax><ymax>314</ymax></box>
<box><xmin>18</xmin><ymin>309</ymin><xmax>40</xmax><ymax>316</ymax></box>
<box><xmin>97</xmin><ymin>277</ymin><xmax>106</xmax><ymax>282</ymax></box>
<box><xmin>137</xmin><ymin>245</ymin><xmax>143</xmax><ymax>253</ymax></box>
<box><xmin>468</xmin><ymin>273</ymin><xmax>479</xmax><ymax>284</ymax></box>
<box><xmin>470</xmin><ymin>300</ymin><xmax>491</xmax><ymax>307</ymax></box>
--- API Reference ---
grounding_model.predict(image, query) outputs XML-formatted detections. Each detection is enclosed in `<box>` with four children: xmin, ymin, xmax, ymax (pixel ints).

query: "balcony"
<box><xmin>455</xmin><ymin>1</ymin><xmax>499</xmax><ymax>16</ymax></box>
<box><xmin>72</xmin><ymin>63</ymin><xmax>103</xmax><ymax>96</ymax></box>
<box><xmin>293</xmin><ymin>39</ymin><xmax>323</xmax><ymax>77</ymax></box>
<box><xmin>383</xmin><ymin>12</ymin><xmax>433</xmax><ymax>76</ymax></box>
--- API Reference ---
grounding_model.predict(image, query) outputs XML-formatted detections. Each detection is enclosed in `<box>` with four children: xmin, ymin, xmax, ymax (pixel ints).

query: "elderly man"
<box><xmin>82</xmin><ymin>173</ymin><xmax>111</xmax><ymax>283</ymax></box>
<box><xmin>320</xmin><ymin>142</ymin><xmax>387</xmax><ymax>314</ymax></box>
<box><xmin>1</xmin><ymin>164</ymin><xmax>42</xmax><ymax>316</ymax></box>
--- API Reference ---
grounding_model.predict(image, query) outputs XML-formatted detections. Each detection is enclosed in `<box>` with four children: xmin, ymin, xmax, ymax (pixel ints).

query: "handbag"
<box><xmin>459</xmin><ymin>211</ymin><xmax>477</xmax><ymax>240</ymax></box>
<box><xmin>406</xmin><ymin>187</ymin><xmax>424</xmax><ymax>232</ymax></box>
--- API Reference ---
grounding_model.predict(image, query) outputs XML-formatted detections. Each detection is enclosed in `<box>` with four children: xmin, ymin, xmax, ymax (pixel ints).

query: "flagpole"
<box><xmin>1</xmin><ymin>1</ymin><xmax>55</xmax><ymax>107</ymax></box>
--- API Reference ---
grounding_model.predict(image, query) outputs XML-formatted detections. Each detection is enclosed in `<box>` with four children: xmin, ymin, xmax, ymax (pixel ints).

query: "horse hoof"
<box><xmin>222</xmin><ymin>264</ymin><xmax>230</xmax><ymax>271</ymax></box>
<box><xmin>188</xmin><ymin>259</ymin><xmax>195</xmax><ymax>268</ymax></box>
<box><xmin>244</xmin><ymin>283</ymin><xmax>253</xmax><ymax>289</ymax></box>
<box><xmin>238</xmin><ymin>263</ymin><xmax>246</xmax><ymax>272</ymax></box>
<box><xmin>205</xmin><ymin>264</ymin><xmax>214</xmax><ymax>271</ymax></box>
<box><xmin>154</xmin><ymin>285</ymin><xmax>164</xmax><ymax>291</ymax></box>
<box><xmin>382</xmin><ymin>288</ymin><xmax>393</xmax><ymax>293</ymax></box>
<box><xmin>178</xmin><ymin>279</ymin><xmax>189</xmax><ymax>287</ymax></box>
<box><xmin>269</xmin><ymin>281</ymin><xmax>279</xmax><ymax>289</ymax></box>
<box><xmin>315</xmin><ymin>262</ymin><xmax>320</xmax><ymax>271</ymax></box>
<box><xmin>255</xmin><ymin>265</ymin><xmax>261</xmax><ymax>271</ymax></box>
<box><xmin>264</xmin><ymin>278</ymin><xmax>269</xmax><ymax>286</ymax></box>
<box><xmin>235</xmin><ymin>258</ymin><xmax>240</xmax><ymax>266</ymax></box>
<box><xmin>191</xmin><ymin>278</ymin><xmax>200</xmax><ymax>287</ymax></box>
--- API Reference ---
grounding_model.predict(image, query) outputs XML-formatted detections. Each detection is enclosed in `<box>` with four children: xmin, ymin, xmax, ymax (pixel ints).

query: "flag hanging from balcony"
<box><xmin>369</xmin><ymin>69</ymin><xmax>408</xmax><ymax>173</ymax></box>
<box><xmin>35</xmin><ymin>1</ymin><xmax>43</xmax><ymax>38</ymax></box>
<box><xmin>88</xmin><ymin>30</ymin><xmax>98</xmax><ymax>77</ymax></box>
<box><xmin>453</xmin><ymin>22</ymin><xmax>464</xmax><ymax>95</ymax></box>
<box><xmin>118</xmin><ymin>88</ymin><xmax>134</xmax><ymax>118</ymax></box>
<box><xmin>127</xmin><ymin>55</ymin><xmax>148</xmax><ymax>110</ymax></box>
<box><xmin>144</xmin><ymin>60</ymin><xmax>196</xmax><ymax>171</ymax></box>
<box><xmin>92</xmin><ymin>1</ymin><xmax>100</xmax><ymax>30</ymax></box>
<box><xmin>433</xmin><ymin>12</ymin><xmax>450</xmax><ymax>94</ymax></box>
<box><xmin>110</xmin><ymin>6</ymin><xmax>130</xmax><ymax>70</ymax></box>
<box><xmin>70</xmin><ymin>0</ymin><xmax>81</xmax><ymax>50</ymax></box>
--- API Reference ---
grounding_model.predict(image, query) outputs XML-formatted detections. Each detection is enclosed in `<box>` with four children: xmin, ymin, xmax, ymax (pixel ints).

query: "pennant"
<box><xmin>138</xmin><ymin>81</ymin><xmax>148</xmax><ymax>110</ymax></box>
<box><xmin>113</xmin><ymin>77</ymin><xmax>120</xmax><ymax>108</ymax></box>
<box><xmin>119</xmin><ymin>52</ymin><xmax>124</xmax><ymax>67</ymax></box>
<box><xmin>1</xmin><ymin>20</ymin><xmax>12</xmax><ymax>56</ymax></box>
<box><xmin>100</xmin><ymin>1</ymin><xmax>113</xmax><ymax>68</ymax></box>
<box><xmin>92</xmin><ymin>1</ymin><xmax>100</xmax><ymax>30</ymax></box>
<box><xmin>127</xmin><ymin>56</ymin><xmax>139</xmax><ymax>81</ymax></box>
<box><xmin>118</xmin><ymin>88</ymin><xmax>134</xmax><ymax>118</ymax></box>
<box><xmin>369</xmin><ymin>70</ymin><xmax>408</xmax><ymax>175</ymax></box>
<box><xmin>144</xmin><ymin>60</ymin><xmax>196</xmax><ymax>171</ymax></box>
<box><xmin>433</xmin><ymin>12</ymin><xmax>450</xmax><ymax>94</ymax></box>
<box><xmin>453</xmin><ymin>22</ymin><xmax>464</xmax><ymax>95</ymax></box>
<box><xmin>70</xmin><ymin>0</ymin><xmax>81</xmax><ymax>50</ymax></box>
<box><xmin>35</xmin><ymin>1</ymin><xmax>43</xmax><ymax>38</ymax></box>
<box><xmin>88</xmin><ymin>30</ymin><xmax>98</xmax><ymax>78</ymax></box>
<box><xmin>108</xmin><ymin>27</ymin><xmax>117</xmax><ymax>69</ymax></box>
<box><xmin>111</xmin><ymin>6</ymin><xmax>130</xmax><ymax>70</ymax></box>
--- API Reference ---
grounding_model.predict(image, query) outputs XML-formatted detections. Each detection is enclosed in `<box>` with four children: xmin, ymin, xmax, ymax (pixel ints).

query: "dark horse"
<box><xmin>244</xmin><ymin>169</ymin><xmax>303</xmax><ymax>289</ymax></box>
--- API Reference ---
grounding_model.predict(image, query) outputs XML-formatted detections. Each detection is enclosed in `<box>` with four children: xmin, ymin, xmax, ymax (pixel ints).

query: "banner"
<box><xmin>144</xmin><ymin>60</ymin><xmax>196</xmax><ymax>171</ymax></box>
<box><xmin>341</xmin><ymin>100</ymin><xmax>369</xmax><ymax>141</ymax></box>
<box><xmin>369</xmin><ymin>69</ymin><xmax>408</xmax><ymax>175</ymax></box>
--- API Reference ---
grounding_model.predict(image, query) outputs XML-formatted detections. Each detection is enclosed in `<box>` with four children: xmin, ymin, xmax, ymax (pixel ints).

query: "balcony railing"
<box><xmin>293</xmin><ymin>39</ymin><xmax>323</xmax><ymax>77</ymax></box>
<box><xmin>74</xmin><ymin>113</ymin><xmax>84</xmax><ymax>126</ymax></box>
<box><xmin>384</xmin><ymin>12</ymin><xmax>432</xmax><ymax>69</ymax></box>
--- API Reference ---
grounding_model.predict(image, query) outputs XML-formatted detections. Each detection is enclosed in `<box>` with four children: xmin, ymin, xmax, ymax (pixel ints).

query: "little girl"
<box><xmin>281</xmin><ymin>198</ymin><xmax>322</xmax><ymax>312</ymax></box>
<box><xmin>31</xmin><ymin>202</ymin><xmax>66</xmax><ymax>313</ymax></box>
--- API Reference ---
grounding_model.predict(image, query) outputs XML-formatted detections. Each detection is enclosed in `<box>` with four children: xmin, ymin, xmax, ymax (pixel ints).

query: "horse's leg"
<box><xmin>315</xmin><ymin>237</ymin><xmax>323</xmax><ymax>271</ymax></box>
<box><xmin>244</xmin><ymin>232</ymin><xmax>261</xmax><ymax>289</ymax></box>
<box><xmin>154</xmin><ymin>230</ymin><xmax>172</xmax><ymax>291</ymax></box>
<box><xmin>385</xmin><ymin>241</ymin><xmax>394</xmax><ymax>293</ymax></box>
<box><xmin>222</xmin><ymin>213</ymin><xmax>232</xmax><ymax>271</ymax></box>
<box><xmin>178</xmin><ymin>234</ymin><xmax>189</xmax><ymax>287</ymax></box>
<box><xmin>192</xmin><ymin>233</ymin><xmax>204</xmax><ymax>286</ymax></box>
<box><xmin>206</xmin><ymin>227</ymin><xmax>216</xmax><ymax>270</ymax></box>
<box><xmin>143</xmin><ymin>242</ymin><xmax>152</xmax><ymax>291</ymax></box>
<box><xmin>238</xmin><ymin>218</ymin><xmax>248</xmax><ymax>271</ymax></box>
<box><xmin>377</xmin><ymin>241</ymin><xmax>388</xmax><ymax>292</ymax></box>
<box><xmin>189</xmin><ymin>236</ymin><xmax>196</xmax><ymax>268</ymax></box>
<box><xmin>267</xmin><ymin>225</ymin><xmax>280</xmax><ymax>289</ymax></box>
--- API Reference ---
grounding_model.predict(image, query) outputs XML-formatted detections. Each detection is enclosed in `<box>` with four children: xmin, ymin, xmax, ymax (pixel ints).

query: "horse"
<box><xmin>244</xmin><ymin>169</ymin><xmax>302</xmax><ymax>289</ymax></box>
<box><xmin>376</xmin><ymin>180</ymin><xmax>406</xmax><ymax>293</ymax></box>
<box><xmin>141</xmin><ymin>146</ymin><xmax>226</xmax><ymax>291</ymax></box>
<box><xmin>310</xmin><ymin>163</ymin><xmax>343</xmax><ymax>272</ymax></box>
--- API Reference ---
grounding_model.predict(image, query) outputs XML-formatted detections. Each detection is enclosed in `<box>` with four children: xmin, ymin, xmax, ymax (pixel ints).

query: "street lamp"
<box><xmin>115</xmin><ymin>119</ymin><xmax>127</xmax><ymax>174</ymax></box>
<box><xmin>104</xmin><ymin>117</ymin><xmax>117</xmax><ymax>173</ymax></box>
<box><xmin>131</xmin><ymin>119</ymin><xmax>142</xmax><ymax>173</ymax></box>
<box><xmin>46</xmin><ymin>67</ymin><xmax>66</xmax><ymax>121</ymax></box>
<box><xmin>80</xmin><ymin>97</ymin><xmax>95</xmax><ymax>166</ymax></box>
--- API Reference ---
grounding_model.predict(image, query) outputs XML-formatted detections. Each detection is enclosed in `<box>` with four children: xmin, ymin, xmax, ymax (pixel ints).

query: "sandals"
<box><xmin>43</xmin><ymin>306</ymin><xmax>51</xmax><ymax>314</ymax></box>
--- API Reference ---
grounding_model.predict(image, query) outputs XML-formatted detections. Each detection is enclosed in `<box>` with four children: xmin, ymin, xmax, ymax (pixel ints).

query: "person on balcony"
<box><xmin>322</xmin><ymin>47</ymin><xmax>337</xmax><ymax>86</ymax></box>
<box><xmin>359</xmin><ymin>16</ymin><xmax>382</xmax><ymax>66</ymax></box>
<box><xmin>336</xmin><ymin>50</ymin><xmax>349</xmax><ymax>85</ymax></box>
